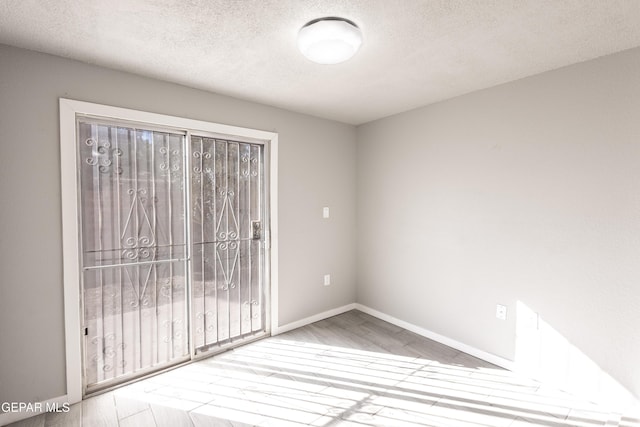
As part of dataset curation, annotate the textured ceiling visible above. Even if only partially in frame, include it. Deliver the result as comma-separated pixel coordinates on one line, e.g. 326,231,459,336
1,0,640,124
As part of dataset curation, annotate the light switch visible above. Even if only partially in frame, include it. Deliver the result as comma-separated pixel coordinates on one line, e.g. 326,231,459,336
496,304,507,321
323,207,330,218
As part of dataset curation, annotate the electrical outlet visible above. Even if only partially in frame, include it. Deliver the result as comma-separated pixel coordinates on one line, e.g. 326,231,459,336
496,304,507,321
324,274,331,286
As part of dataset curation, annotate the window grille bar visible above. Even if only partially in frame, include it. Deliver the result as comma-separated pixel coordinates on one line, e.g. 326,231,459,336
83,258,188,271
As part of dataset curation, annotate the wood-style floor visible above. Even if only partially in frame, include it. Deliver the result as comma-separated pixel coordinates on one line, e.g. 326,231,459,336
6,310,636,427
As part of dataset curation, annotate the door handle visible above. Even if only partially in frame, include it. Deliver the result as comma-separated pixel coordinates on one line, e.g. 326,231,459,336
252,221,262,240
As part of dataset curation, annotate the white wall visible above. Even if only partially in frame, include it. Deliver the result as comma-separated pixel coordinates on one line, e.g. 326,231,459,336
356,47,640,399
0,44,357,404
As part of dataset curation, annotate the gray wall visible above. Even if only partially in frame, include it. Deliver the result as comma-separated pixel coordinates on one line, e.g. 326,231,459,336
357,47,640,399
3,40,640,407
0,44,357,403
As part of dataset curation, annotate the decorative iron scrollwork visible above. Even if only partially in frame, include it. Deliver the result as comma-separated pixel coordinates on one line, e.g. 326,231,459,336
120,189,156,261
84,138,123,174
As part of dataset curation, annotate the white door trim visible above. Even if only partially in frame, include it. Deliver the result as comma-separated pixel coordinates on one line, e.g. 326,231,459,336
59,98,278,403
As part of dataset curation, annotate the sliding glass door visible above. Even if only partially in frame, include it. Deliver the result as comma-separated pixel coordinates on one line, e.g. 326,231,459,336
77,119,268,393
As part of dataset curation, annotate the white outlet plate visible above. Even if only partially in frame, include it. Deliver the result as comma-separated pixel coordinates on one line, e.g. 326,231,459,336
323,207,330,218
496,304,507,320
324,274,331,286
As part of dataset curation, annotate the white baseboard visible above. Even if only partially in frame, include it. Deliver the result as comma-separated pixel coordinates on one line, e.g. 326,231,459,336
353,305,640,414
274,303,640,416
0,394,69,426
354,303,516,371
273,303,357,335
272,302,514,371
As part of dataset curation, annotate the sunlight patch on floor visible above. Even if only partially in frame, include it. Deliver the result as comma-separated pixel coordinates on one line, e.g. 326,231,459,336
109,338,621,426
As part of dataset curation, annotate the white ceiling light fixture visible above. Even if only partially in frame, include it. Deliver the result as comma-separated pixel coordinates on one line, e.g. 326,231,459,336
297,17,363,65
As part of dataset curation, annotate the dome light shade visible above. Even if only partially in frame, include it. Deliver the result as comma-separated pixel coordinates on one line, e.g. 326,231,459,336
297,17,362,64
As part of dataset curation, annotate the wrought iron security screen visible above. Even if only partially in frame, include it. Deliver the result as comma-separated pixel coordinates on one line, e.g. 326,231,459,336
190,136,266,352
78,121,189,391
77,117,269,393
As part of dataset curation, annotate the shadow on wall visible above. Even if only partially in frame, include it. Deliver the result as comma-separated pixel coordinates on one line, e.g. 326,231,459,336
514,301,638,412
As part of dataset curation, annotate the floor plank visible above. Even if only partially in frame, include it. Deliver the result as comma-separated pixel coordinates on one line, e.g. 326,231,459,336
149,403,194,427
5,414,45,427
44,402,82,427
118,408,156,427
113,394,150,420
81,392,118,427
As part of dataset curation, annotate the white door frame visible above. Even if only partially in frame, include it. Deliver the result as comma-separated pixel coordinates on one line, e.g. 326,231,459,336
60,98,279,403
